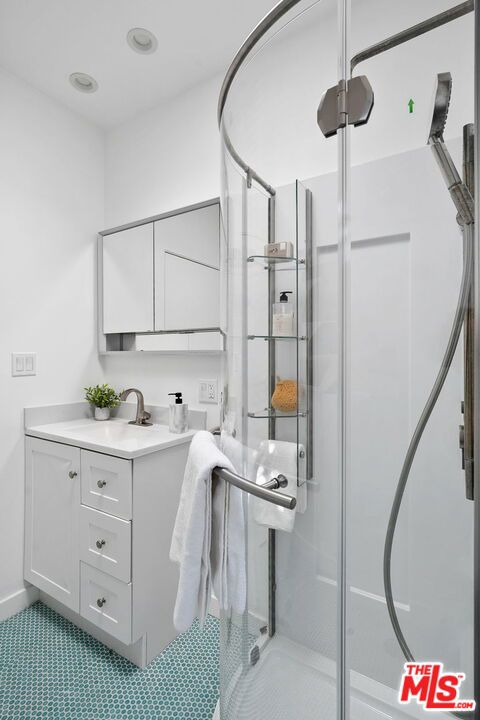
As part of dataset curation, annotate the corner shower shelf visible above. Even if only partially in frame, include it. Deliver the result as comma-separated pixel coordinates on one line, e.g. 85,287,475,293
244,181,312,487
248,409,307,419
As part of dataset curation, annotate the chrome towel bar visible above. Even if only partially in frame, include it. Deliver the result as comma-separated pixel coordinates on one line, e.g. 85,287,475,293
212,467,296,510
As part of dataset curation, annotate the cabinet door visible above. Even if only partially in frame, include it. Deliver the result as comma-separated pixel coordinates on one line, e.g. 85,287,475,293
164,254,220,330
25,437,80,611
154,203,219,330
102,224,154,334
154,203,219,267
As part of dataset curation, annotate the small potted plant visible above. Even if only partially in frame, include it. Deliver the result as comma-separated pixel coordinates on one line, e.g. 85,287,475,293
84,384,121,421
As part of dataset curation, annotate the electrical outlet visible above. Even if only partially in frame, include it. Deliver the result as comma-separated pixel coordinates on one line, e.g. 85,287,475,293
199,379,218,404
12,353,37,377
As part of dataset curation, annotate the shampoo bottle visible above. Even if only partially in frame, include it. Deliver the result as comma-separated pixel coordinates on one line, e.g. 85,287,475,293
272,291,294,336
168,392,188,434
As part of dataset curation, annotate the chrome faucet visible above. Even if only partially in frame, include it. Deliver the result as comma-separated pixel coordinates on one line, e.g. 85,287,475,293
119,388,152,426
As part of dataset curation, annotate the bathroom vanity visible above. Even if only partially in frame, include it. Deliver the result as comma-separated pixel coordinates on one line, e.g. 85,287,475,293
23,402,205,667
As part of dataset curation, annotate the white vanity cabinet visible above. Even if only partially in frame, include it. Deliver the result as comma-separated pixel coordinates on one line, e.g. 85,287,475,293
24,434,189,667
25,438,80,612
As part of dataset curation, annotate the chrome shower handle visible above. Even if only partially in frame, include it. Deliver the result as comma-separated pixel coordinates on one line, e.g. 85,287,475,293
212,467,295,510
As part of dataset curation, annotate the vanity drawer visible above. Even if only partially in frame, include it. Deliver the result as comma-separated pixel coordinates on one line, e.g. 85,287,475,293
80,563,131,644
81,450,132,520
80,506,131,582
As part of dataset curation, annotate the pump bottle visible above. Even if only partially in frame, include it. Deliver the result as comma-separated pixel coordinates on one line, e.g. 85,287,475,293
168,392,188,434
272,291,294,336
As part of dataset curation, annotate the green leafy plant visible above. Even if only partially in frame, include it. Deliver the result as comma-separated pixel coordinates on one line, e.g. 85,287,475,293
84,384,122,409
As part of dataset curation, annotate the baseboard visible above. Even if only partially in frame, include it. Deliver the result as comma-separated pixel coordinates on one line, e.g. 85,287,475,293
0,585,39,622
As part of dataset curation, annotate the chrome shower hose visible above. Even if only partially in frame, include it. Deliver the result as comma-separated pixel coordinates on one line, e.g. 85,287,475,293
383,222,473,717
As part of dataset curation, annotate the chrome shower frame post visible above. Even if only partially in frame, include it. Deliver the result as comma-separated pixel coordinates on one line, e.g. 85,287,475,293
474,3,480,714
267,193,277,638
305,189,314,484
338,1,350,718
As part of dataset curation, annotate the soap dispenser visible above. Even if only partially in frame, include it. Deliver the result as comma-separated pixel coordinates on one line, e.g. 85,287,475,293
168,392,188,434
272,291,294,336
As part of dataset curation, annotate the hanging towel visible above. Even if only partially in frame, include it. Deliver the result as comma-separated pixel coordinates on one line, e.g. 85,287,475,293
170,430,246,633
253,440,301,533
211,431,247,616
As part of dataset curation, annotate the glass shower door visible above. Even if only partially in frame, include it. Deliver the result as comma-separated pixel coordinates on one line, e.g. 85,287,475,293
345,1,476,717
218,0,477,718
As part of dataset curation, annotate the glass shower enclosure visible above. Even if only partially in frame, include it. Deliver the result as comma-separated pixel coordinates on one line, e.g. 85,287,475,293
217,1,478,718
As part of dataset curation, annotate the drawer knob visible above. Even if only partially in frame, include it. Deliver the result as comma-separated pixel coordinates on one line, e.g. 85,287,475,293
97,479,107,489
96,539,106,549
96,597,106,608
68,471,78,479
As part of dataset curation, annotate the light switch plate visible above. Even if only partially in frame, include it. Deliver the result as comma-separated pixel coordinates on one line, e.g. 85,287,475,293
12,353,37,377
199,379,218,404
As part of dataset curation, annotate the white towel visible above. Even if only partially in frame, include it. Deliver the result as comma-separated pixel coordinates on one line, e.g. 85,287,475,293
253,440,301,533
213,431,246,615
170,430,245,632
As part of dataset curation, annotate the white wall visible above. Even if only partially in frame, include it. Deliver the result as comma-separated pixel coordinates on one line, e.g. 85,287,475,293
105,74,221,227
103,73,223,429
0,67,105,611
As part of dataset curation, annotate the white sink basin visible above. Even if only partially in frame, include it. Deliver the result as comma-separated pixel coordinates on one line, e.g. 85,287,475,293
25,417,195,459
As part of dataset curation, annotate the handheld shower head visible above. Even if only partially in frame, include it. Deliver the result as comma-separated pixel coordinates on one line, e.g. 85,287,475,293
428,72,452,143
427,71,474,225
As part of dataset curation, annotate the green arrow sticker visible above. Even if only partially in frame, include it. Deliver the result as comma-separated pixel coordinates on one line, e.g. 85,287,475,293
408,98,414,114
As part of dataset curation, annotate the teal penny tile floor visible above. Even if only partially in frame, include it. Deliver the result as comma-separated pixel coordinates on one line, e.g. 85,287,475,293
0,602,219,720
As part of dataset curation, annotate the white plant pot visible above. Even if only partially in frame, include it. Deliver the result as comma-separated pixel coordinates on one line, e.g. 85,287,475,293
94,407,110,421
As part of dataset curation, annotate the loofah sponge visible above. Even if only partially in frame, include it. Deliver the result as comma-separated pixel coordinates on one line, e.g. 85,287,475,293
271,378,298,413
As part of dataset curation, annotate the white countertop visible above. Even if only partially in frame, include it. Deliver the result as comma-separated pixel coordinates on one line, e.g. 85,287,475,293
26,417,196,459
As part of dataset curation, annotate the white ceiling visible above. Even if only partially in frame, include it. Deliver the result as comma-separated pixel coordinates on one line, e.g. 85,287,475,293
0,0,275,129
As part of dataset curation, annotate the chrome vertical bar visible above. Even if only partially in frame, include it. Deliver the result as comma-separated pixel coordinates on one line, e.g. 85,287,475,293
268,193,277,638
268,528,276,636
305,189,314,482
338,0,350,718
241,173,251,673
241,177,249,449
268,194,277,443
474,2,480,712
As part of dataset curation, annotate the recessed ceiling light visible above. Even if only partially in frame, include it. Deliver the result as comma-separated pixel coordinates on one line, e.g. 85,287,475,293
69,72,98,93
127,27,158,54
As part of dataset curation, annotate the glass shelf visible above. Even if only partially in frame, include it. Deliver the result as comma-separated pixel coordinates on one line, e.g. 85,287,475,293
247,334,306,341
248,408,307,419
